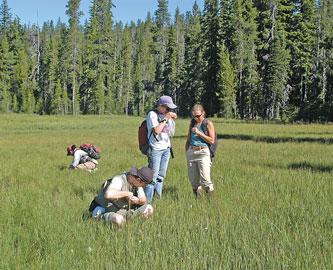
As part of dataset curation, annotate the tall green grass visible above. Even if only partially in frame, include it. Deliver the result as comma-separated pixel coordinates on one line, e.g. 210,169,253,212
0,114,332,269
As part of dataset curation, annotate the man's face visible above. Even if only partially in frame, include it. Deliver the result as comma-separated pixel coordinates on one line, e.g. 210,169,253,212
128,175,146,188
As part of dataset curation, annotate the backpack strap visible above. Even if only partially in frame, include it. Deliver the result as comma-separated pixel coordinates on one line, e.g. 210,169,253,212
201,118,209,136
148,110,160,142
102,178,113,193
190,118,196,128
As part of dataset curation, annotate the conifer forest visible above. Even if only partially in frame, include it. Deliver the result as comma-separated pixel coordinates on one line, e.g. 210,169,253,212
0,0,332,121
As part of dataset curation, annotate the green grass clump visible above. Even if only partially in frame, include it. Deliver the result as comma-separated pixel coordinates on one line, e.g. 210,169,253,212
0,114,332,269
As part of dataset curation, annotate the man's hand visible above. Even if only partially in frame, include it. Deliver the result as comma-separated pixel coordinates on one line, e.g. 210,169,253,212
126,192,134,199
129,196,140,205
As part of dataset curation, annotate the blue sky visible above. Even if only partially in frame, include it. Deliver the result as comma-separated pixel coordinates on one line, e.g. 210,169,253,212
7,0,204,25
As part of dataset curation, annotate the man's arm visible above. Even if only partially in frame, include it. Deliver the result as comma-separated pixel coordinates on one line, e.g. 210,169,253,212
104,177,133,200
104,189,133,201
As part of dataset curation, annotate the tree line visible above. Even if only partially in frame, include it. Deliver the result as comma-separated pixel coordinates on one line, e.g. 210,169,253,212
0,0,332,121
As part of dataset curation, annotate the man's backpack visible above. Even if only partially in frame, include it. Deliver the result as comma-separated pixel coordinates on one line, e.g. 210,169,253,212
191,118,218,159
138,111,160,155
80,144,101,160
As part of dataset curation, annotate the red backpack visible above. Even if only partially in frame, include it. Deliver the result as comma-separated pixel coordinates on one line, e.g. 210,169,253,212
80,144,101,159
138,111,160,155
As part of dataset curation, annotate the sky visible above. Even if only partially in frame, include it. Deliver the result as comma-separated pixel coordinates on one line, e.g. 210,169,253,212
7,0,205,26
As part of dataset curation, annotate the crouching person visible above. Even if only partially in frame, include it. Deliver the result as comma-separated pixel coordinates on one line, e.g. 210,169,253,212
67,144,98,172
88,167,154,227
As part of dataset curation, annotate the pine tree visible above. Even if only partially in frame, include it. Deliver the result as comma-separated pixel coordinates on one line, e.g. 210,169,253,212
288,0,317,119
0,36,12,111
231,0,260,118
311,0,333,121
61,82,69,114
180,1,204,116
265,30,290,119
65,0,82,115
8,18,26,112
81,0,114,114
0,0,11,36
121,25,133,115
133,14,155,115
220,0,235,52
56,21,69,114
153,0,171,95
17,47,32,113
52,79,62,114
217,43,236,118
201,0,220,116
163,26,178,99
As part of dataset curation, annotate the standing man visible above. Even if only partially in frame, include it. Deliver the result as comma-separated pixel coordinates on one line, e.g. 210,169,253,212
145,95,177,202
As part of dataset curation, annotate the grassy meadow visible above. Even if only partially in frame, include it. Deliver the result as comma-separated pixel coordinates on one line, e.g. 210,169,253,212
0,114,332,269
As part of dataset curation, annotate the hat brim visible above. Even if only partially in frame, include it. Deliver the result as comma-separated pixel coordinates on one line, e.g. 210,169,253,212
160,103,177,109
167,103,177,109
129,167,139,177
129,167,150,183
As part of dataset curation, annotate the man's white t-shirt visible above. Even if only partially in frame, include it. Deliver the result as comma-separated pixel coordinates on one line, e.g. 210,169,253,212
146,111,175,151
108,175,145,199
106,174,146,209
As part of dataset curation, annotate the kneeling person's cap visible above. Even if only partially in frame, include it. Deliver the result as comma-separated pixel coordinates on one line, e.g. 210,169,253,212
129,167,154,184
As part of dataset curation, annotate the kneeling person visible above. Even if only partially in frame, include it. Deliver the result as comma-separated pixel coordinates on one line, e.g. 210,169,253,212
89,167,154,227
67,144,98,172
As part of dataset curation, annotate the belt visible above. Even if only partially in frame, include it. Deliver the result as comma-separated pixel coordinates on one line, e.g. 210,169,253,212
190,146,208,150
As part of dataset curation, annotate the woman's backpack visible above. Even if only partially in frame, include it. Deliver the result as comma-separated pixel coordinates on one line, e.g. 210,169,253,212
138,111,160,155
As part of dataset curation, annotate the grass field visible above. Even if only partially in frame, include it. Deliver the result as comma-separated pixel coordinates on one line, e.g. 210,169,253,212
0,114,332,269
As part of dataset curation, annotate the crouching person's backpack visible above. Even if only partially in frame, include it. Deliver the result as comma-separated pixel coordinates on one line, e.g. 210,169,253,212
80,144,101,160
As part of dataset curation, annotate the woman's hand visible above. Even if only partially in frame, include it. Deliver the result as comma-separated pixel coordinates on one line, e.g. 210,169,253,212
166,112,177,120
191,127,201,135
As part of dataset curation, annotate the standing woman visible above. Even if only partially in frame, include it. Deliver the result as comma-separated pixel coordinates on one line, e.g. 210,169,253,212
185,104,215,197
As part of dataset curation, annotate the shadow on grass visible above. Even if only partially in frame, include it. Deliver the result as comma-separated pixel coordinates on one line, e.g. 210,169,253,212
217,134,333,144
174,134,333,144
262,161,333,174
288,162,333,173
